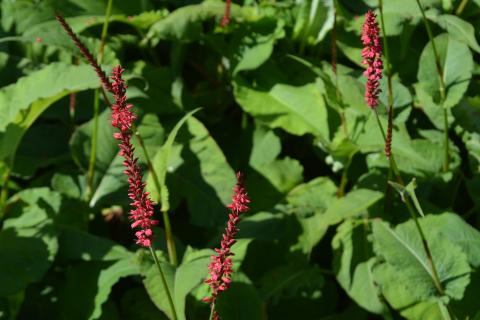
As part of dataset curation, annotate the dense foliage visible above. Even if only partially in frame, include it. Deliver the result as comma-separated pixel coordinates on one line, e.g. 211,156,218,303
1,0,480,319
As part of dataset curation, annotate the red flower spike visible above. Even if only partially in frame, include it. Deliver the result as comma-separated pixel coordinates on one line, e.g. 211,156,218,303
204,172,250,319
220,0,232,27
110,66,158,247
361,10,383,109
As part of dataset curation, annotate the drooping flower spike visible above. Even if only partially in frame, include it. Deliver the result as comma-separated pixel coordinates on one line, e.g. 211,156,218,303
204,172,250,319
55,13,113,93
111,66,158,247
361,10,383,109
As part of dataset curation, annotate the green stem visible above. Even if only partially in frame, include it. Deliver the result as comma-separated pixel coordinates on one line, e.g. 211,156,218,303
373,110,448,302
135,130,178,266
455,0,470,15
148,246,178,320
86,0,114,200
337,159,350,197
0,168,10,217
208,303,216,320
86,89,100,200
415,0,449,172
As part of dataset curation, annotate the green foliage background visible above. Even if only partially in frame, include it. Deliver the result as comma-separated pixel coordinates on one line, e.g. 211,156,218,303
0,0,480,319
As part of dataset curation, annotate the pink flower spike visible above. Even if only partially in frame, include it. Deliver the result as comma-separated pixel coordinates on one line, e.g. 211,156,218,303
110,66,158,247
361,10,383,109
204,172,250,318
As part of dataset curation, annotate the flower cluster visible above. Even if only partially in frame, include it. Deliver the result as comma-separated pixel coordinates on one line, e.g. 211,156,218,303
204,172,250,319
111,66,158,247
361,10,383,109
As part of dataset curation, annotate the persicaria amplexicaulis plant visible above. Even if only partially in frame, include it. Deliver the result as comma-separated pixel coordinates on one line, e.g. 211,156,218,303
361,10,383,109
204,172,250,320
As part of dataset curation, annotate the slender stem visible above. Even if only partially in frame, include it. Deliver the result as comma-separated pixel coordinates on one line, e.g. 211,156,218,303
378,0,396,214
415,0,449,172
0,168,10,217
337,160,350,197
162,210,177,266
455,0,470,15
208,303,215,320
86,0,114,200
331,1,348,138
86,89,101,199
373,110,448,304
135,130,178,266
148,246,178,320
99,0,114,64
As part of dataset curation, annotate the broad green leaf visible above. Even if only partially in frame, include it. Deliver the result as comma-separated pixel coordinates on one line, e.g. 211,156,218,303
215,273,263,320
286,177,337,216
332,220,387,315
143,248,211,320
417,33,473,110
0,189,60,296
146,2,253,44
354,114,447,176
234,74,329,141
169,117,236,227
428,14,480,53
0,63,100,166
120,288,168,320
59,258,140,320
89,258,140,320
248,124,281,167
293,0,335,46
146,108,200,212
229,19,285,75
322,189,383,225
58,227,131,262
418,213,480,268
247,157,304,211
259,263,324,303
372,217,471,318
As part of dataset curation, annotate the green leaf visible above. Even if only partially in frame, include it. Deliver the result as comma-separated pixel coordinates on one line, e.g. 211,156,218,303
146,108,200,212
293,0,335,46
58,227,132,262
59,258,140,320
146,2,251,44
70,109,123,206
215,273,263,320
0,189,60,296
429,14,480,53
372,217,471,318
143,248,211,320
259,263,324,303
169,117,236,227
234,72,329,141
417,213,480,268
287,177,337,216
0,63,100,166
322,189,383,226
120,288,168,320
89,258,140,320
332,219,387,315
417,33,473,110
229,19,285,75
